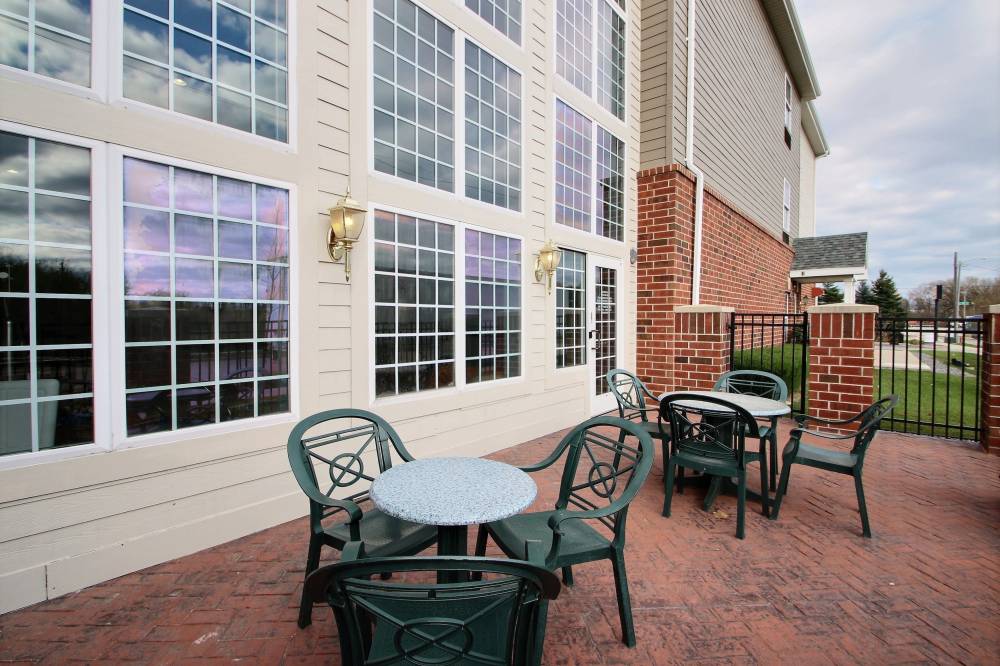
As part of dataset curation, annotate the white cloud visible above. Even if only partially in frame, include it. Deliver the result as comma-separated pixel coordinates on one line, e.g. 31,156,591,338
798,0,1000,293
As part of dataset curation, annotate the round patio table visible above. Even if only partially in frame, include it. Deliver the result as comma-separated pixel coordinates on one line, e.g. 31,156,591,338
370,457,537,582
658,390,791,417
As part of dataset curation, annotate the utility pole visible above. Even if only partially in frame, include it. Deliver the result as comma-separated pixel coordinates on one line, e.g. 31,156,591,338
953,252,960,319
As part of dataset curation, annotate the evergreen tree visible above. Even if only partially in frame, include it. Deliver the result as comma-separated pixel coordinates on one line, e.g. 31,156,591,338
819,282,844,304
855,280,875,305
872,269,907,343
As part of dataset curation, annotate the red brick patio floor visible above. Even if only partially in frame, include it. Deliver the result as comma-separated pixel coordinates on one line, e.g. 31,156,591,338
2,423,999,664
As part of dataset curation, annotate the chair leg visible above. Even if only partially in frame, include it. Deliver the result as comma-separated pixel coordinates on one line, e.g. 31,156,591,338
770,461,793,521
854,471,872,538
562,566,574,586
702,476,722,512
768,424,779,491
758,450,770,518
297,535,323,628
736,472,746,540
662,462,676,517
531,600,550,666
611,553,636,647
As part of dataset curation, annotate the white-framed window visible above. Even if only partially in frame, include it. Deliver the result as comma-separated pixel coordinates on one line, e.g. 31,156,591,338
556,0,626,121
0,127,100,458
782,178,792,233
555,99,624,241
371,206,523,400
465,0,521,44
464,228,522,383
120,155,291,436
372,0,456,191
0,0,92,87
784,74,793,132
121,0,289,142
555,247,586,369
463,41,522,211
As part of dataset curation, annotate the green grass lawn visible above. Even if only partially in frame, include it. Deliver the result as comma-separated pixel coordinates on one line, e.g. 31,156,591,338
928,349,978,372
732,343,807,409
875,368,979,438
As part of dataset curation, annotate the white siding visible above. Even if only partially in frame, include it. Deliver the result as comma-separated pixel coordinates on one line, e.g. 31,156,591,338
798,126,817,238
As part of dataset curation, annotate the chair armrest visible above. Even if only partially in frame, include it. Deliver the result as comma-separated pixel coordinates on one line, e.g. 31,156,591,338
790,427,859,441
518,445,570,473
794,411,864,427
340,541,366,562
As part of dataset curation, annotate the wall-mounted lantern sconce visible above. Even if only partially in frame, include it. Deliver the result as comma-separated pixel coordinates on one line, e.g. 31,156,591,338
534,240,562,294
328,187,367,282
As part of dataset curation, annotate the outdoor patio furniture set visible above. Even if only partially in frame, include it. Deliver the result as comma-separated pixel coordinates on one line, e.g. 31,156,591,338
286,370,897,664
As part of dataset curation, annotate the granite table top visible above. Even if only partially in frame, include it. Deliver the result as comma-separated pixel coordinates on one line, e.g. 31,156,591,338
370,457,537,527
658,390,791,417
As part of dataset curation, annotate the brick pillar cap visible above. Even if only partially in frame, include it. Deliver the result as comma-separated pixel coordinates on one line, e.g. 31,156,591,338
806,304,879,314
988,304,1000,314
674,305,735,314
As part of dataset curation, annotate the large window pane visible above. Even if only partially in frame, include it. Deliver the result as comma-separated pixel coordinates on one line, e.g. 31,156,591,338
0,130,94,457
596,126,624,241
596,0,625,120
555,100,592,232
555,249,586,369
465,0,521,44
372,209,454,397
556,0,592,96
122,157,291,436
463,42,521,211
1,1,92,87
121,0,289,142
464,229,521,384
372,0,455,191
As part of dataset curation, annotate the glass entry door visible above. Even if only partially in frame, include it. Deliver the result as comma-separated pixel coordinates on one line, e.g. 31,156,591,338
588,256,622,414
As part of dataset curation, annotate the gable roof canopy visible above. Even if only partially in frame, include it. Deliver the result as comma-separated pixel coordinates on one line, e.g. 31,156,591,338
761,0,822,101
790,232,868,282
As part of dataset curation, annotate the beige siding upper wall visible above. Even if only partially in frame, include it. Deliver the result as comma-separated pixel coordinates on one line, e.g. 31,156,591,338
640,0,801,238
799,127,817,237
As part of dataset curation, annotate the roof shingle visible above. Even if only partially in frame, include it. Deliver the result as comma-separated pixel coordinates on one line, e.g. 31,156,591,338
791,232,868,271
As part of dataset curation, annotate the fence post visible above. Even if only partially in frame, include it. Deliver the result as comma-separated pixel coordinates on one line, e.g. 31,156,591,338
806,304,878,433
981,305,1000,454
673,305,734,390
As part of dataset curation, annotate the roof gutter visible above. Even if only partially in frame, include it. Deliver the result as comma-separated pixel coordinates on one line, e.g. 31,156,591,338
802,101,830,157
685,0,705,305
760,0,822,100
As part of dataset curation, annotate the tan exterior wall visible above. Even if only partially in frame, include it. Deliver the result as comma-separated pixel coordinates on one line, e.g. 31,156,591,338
798,126,817,238
639,0,673,168
640,0,802,239
0,0,641,614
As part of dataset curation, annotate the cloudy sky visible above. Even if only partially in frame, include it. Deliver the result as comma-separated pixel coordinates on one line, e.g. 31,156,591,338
796,0,1000,296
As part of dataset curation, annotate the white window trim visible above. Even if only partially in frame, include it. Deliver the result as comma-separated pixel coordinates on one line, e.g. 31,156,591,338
552,98,627,243
108,1,299,152
366,202,526,406
784,73,793,132
0,0,110,103
107,146,300,452
552,0,629,126
0,120,111,471
457,0,525,47
782,177,792,233
366,0,528,218
553,245,589,372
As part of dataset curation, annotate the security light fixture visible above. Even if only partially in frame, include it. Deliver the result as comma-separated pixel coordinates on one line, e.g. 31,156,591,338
534,240,562,294
328,187,367,282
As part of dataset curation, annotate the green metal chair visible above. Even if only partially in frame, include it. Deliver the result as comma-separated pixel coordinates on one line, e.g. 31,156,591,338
287,409,437,628
304,542,561,666
660,394,765,539
606,368,670,452
714,369,788,491
474,416,654,648
770,396,898,537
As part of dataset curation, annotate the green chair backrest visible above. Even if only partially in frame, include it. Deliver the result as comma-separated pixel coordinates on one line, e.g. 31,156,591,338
304,554,561,666
714,370,789,402
850,395,898,461
660,394,761,467
286,409,415,526
551,416,654,545
606,369,653,422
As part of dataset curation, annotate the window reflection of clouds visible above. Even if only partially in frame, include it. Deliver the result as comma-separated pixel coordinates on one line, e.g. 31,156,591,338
1,1,92,86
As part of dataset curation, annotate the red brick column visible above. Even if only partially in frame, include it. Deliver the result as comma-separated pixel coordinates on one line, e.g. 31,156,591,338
807,304,878,432
981,305,1000,454
672,305,733,391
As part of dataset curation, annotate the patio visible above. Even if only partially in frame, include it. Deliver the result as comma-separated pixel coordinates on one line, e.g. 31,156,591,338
1,422,998,665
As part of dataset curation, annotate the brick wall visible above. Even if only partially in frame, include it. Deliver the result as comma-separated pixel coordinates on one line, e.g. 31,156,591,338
637,164,796,393
672,306,733,391
807,305,877,431
981,306,1000,454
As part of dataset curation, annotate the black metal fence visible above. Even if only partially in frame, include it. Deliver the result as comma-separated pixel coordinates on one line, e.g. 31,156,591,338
875,317,983,440
729,313,809,415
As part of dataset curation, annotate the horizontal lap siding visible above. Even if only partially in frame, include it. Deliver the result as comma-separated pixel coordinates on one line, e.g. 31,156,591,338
640,0,672,169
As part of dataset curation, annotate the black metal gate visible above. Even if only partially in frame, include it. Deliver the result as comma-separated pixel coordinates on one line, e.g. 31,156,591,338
729,313,809,415
875,317,984,440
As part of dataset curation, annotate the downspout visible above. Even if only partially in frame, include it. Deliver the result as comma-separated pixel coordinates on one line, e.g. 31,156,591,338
684,0,705,305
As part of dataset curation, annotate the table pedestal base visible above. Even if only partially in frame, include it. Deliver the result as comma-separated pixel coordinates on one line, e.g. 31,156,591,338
436,525,469,583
